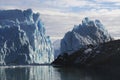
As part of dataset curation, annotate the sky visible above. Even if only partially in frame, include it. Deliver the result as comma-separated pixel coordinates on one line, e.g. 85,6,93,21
0,0,120,41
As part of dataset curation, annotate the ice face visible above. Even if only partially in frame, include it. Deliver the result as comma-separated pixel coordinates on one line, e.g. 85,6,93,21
60,17,113,55
0,9,54,65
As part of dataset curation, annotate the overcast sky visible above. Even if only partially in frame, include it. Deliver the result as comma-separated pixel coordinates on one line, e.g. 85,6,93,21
0,0,120,41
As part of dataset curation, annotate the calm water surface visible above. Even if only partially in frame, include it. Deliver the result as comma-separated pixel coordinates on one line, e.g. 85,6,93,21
0,65,120,80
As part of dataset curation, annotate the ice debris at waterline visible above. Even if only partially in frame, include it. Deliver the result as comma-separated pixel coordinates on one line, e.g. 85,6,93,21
60,17,113,55
0,9,54,65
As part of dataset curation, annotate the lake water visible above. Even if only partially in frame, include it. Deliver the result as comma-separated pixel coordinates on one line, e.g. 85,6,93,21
0,65,120,80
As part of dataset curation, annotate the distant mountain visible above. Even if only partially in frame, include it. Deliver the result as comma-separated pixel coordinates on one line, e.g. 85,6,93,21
52,40,120,67
53,39,61,59
0,9,54,65
60,17,113,55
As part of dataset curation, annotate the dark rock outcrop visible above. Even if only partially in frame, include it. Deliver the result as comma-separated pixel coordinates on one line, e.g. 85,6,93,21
52,40,120,67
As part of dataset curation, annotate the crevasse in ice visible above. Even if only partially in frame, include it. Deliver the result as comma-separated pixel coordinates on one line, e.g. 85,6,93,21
0,9,54,65
60,17,113,55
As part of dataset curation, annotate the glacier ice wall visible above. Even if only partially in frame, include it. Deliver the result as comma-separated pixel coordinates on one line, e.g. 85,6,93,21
0,9,54,65
61,17,113,54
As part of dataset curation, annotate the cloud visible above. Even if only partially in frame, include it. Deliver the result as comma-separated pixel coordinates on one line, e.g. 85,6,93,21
0,0,120,41
95,0,120,3
0,0,120,15
115,3,120,6
40,9,120,41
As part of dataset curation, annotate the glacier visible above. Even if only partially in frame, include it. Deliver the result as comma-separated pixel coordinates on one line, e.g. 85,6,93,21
0,9,54,65
60,17,113,55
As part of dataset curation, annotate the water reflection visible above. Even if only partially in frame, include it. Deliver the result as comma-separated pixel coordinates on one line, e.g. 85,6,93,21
0,66,120,80
0,66,57,80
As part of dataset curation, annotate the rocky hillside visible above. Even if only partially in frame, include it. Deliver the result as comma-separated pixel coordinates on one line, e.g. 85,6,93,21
52,40,120,67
